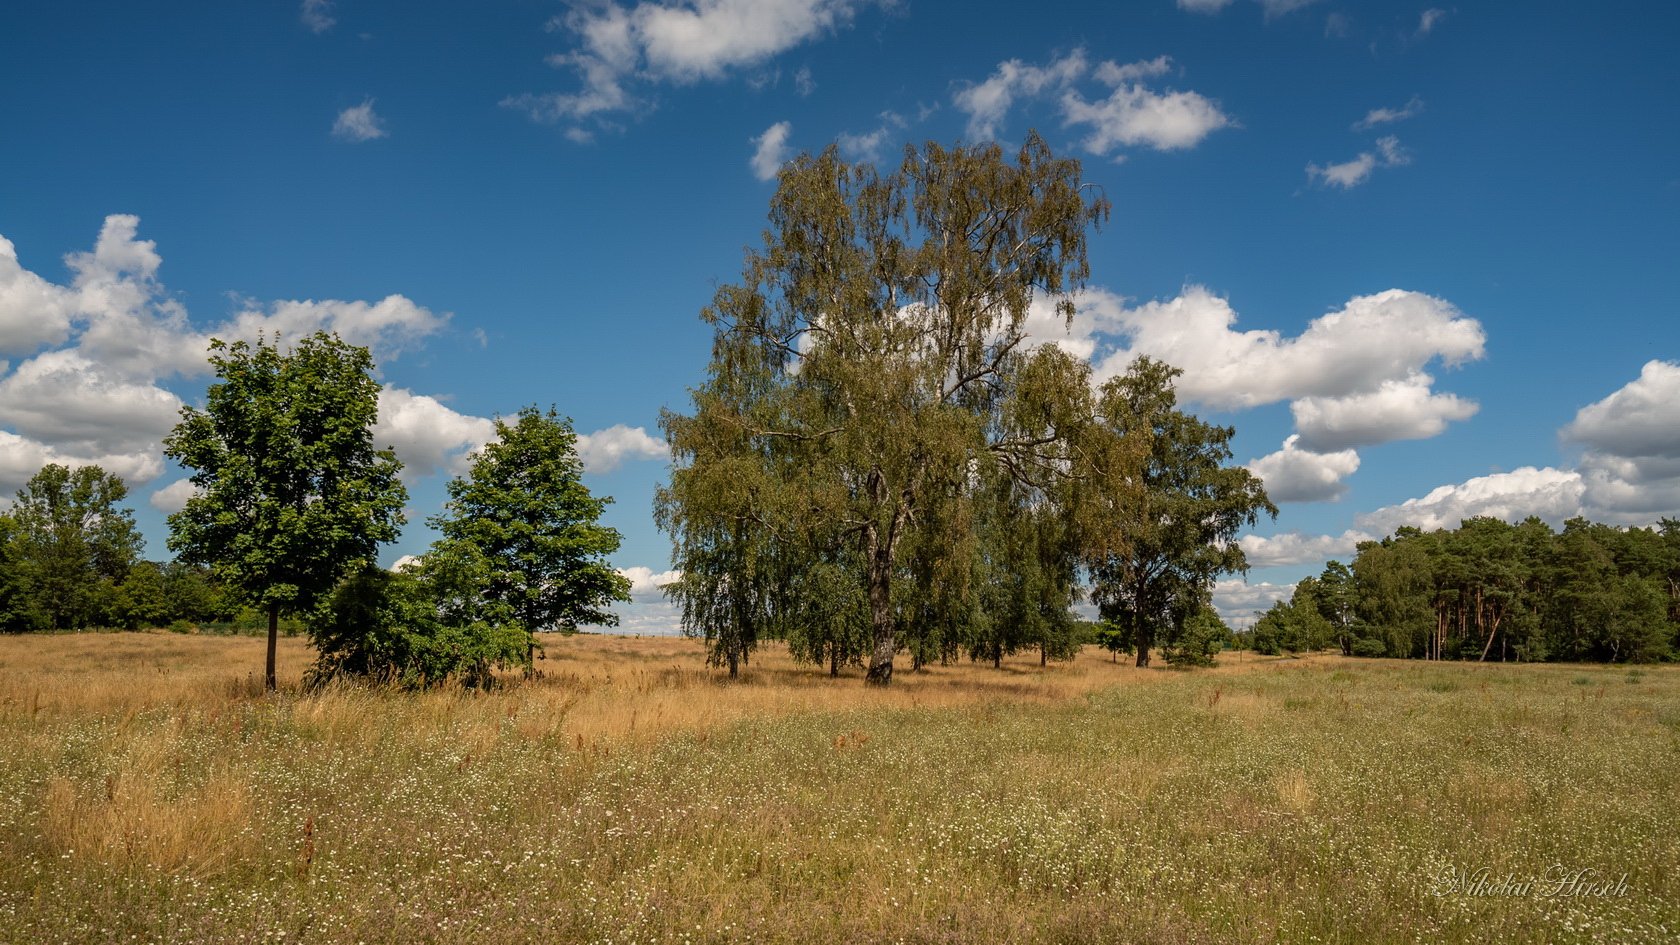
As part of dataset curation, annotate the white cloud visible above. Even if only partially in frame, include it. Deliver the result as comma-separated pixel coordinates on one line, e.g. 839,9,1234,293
301,0,335,33
1561,360,1680,460
1177,0,1235,13
619,566,682,602
1307,135,1410,189
1354,467,1587,536
333,100,388,142
1238,530,1372,568
1062,81,1231,155
1089,286,1484,411
1354,96,1424,131
837,111,905,163
149,478,200,514
794,65,815,96
209,295,447,367
1290,373,1478,451
750,120,794,181
1260,0,1322,17
1307,152,1378,189
0,217,464,508
0,349,183,456
1563,361,1680,520
1247,435,1361,503
0,431,163,502
611,599,685,635
952,50,1230,155
0,236,75,354
375,387,496,481
577,424,667,473
953,50,1088,141
511,0,873,133
1417,8,1447,37
1212,578,1296,629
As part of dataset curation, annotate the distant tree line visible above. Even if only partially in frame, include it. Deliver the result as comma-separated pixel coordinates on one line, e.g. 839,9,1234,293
1251,516,1680,663
0,464,240,633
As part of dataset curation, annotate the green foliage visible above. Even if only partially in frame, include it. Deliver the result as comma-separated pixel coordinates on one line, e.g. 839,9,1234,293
165,331,406,687
661,134,1117,684
7,464,143,630
1295,515,1680,663
430,406,630,659
0,515,36,632
1085,358,1276,667
309,550,530,690
1161,601,1231,667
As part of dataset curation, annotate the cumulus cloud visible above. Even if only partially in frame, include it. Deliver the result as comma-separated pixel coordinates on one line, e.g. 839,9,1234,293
1211,578,1296,629
149,478,200,514
333,100,388,142
750,120,794,181
0,216,457,503
0,236,75,354
375,387,496,481
952,50,1231,155
508,0,875,135
1247,435,1361,503
619,566,682,602
301,0,335,33
1563,361,1680,520
1354,96,1424,131
1562,360,1680,460
1354,467,1587,536
0,349,184,456
1238,530,1372,568
1062,80,1232,155
1291,373,1478,452
953,50,1089,141
0,431,163,502
1088,286,1484,411
577,425,668,473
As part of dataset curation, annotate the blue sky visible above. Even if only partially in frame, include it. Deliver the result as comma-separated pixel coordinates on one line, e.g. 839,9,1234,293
2,0,1677,630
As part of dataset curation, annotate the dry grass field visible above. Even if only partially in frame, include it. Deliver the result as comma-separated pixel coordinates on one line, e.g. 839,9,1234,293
0,632,1675,944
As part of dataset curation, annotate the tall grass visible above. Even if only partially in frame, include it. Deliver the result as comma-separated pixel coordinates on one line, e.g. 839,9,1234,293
0,633,1674,943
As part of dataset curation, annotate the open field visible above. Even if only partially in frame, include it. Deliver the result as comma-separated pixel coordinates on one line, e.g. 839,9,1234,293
0,634,1675,944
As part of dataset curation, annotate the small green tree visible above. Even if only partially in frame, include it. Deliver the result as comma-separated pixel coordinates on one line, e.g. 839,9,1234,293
165,332,407,690
8,464,143,630
1161,599,1231,667
1085,358,1277,667
430,406,630,668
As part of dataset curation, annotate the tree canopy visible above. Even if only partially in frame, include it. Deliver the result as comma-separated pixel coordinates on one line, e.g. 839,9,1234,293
429,405,631,666
659,133,1114,684
165,331,407,689
5,464,143,631
1255,516,1680,663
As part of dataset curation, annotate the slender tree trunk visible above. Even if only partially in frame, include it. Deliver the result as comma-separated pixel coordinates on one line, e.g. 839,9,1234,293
992,640,1002,669
265,602,279,692
863,521,900,685
727,645,740,679
1134,611,1151,668
829,642,839,678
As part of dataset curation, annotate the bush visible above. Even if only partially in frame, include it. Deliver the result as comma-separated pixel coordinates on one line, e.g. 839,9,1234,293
308,549,528,690
1350,637,1387,658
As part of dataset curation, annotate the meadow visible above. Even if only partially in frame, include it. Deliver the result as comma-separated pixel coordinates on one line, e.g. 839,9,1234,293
0,633,1674,945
